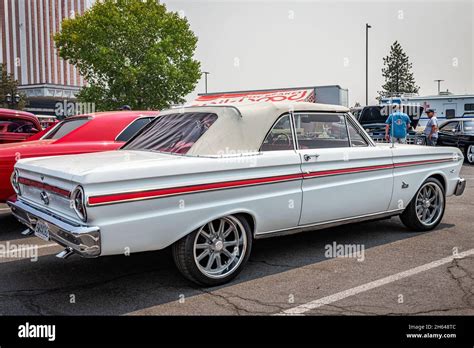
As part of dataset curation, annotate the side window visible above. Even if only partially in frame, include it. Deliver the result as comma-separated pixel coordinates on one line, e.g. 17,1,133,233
347,118,369,147
260,115,294,151
294,113,349,149
116,117,155,142
440,121,459,132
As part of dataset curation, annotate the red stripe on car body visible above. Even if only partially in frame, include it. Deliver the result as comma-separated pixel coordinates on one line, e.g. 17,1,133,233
87,158,454,206
87,173,303,206
18,177,71,198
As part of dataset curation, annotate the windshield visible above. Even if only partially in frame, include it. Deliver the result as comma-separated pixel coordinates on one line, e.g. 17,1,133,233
43,118,90,140
123,112,218,154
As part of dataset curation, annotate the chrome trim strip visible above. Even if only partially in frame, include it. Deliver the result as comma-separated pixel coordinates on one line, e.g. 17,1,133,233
255,209,404,239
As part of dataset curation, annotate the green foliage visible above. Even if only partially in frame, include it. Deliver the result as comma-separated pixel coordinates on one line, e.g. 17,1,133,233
0,64,26,110
54,0,201,110
379,41,419,98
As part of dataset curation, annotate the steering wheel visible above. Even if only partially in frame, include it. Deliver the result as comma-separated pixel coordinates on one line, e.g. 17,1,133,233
268,133,292,147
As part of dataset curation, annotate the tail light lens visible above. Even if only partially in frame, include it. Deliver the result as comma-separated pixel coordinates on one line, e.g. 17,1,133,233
10,170,21,195
72,186,87,222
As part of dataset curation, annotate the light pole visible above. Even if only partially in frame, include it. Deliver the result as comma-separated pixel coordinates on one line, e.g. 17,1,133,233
365,23,372,105
5,93,21,109
202,71,210,94
434,79,444,95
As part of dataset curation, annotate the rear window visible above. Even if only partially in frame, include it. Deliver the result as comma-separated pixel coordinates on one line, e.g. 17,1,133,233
116,117,155,142
123,112,217,154
43,118,90,140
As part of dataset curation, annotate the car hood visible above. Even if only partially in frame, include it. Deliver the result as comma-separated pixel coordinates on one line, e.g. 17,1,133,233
359,106,422,129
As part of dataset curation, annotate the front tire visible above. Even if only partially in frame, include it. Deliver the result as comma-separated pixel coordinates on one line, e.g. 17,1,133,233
400,177,446,232
172,215,252,286
464,145,474,164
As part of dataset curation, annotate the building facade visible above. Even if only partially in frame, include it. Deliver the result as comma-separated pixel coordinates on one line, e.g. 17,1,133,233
1,0,93,115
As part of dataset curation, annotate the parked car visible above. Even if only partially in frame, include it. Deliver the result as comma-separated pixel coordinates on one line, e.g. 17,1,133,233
0,111,157,202
349,106,363,120
36,115,59,130
0,108,42,144
8,102,465,286
356,105,426,145
437,118,474,164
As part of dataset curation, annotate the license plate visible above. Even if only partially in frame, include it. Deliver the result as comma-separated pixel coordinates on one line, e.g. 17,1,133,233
34,220,50,241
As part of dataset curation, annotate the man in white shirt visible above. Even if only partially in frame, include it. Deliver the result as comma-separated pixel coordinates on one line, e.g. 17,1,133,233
424,109,439,146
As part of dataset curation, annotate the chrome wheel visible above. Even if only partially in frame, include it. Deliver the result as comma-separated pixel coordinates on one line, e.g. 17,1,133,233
467,145,474,164
415,182,444,226
193,216,247,279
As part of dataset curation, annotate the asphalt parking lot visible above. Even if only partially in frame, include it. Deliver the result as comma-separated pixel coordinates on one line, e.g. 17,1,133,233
0,165,473,316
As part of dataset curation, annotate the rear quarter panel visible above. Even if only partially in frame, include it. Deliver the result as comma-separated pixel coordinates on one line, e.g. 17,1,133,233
83,152,303,256
388,145,463,211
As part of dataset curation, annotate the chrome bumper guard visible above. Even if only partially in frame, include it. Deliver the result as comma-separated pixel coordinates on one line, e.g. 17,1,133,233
454,178,466,196
7,199,101,257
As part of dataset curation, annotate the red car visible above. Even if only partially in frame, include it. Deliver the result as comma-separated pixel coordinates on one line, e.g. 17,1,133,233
0,108,42,144
0,110,158,202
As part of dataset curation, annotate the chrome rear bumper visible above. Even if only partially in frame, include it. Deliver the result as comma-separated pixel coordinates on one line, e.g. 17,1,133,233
7,199,101,257
454,178,466,196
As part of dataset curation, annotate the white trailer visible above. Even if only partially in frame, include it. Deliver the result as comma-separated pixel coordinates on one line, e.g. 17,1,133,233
380,94,474,128
406,94,474,120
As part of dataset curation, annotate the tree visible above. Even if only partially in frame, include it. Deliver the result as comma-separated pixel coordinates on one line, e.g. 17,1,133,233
0,64,26,110
378,41,419,99
54,0,201,111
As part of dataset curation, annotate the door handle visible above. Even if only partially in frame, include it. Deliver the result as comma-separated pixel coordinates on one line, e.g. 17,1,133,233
303,154,320,161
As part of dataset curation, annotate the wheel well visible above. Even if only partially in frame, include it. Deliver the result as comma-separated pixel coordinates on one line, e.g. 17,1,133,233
235,213,256,237
428,173,446,191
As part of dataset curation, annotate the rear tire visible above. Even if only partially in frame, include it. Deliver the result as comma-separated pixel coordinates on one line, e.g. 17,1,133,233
400,177,445,232
172,215,252,286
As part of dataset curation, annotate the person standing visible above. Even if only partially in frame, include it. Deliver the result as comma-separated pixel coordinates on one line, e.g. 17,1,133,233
424,109,439,146
385,104,411,144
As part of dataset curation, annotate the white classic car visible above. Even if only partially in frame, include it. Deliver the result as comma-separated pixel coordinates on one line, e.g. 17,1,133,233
8,102,466,286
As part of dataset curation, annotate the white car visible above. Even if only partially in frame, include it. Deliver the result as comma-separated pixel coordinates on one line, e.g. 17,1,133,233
8,102,466,286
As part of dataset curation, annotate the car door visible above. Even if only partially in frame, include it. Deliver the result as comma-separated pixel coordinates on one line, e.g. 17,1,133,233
256,113,303,233
295,112,394,225
438,121,460,147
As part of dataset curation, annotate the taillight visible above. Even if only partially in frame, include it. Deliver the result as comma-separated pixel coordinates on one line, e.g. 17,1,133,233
71,186,87,222
10,170,21,195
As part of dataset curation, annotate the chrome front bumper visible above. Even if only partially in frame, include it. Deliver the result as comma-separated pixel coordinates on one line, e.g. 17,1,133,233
454,178,466,196
7,199,101,257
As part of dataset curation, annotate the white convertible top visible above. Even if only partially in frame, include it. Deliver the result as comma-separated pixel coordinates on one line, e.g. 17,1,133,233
159,102,350,156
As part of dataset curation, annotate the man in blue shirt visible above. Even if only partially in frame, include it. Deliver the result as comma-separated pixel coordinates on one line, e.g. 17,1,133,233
384,104,411,144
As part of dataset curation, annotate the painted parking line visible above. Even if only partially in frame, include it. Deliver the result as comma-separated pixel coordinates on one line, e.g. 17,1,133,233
279,248,474,315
